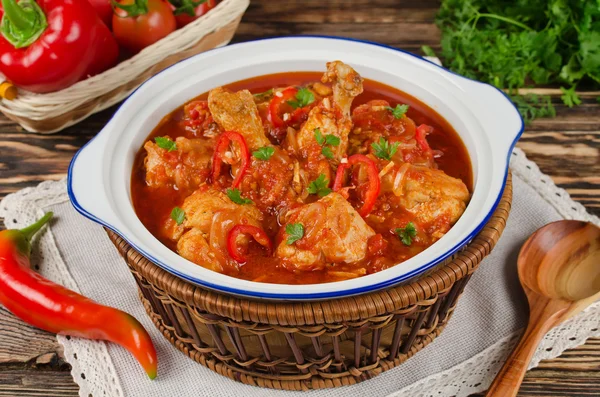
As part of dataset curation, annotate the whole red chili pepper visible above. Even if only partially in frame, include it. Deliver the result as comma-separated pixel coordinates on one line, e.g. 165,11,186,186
211,131,250,188
0,0,119,93
226,224,272,263
333,154,381,217
0,213,157,379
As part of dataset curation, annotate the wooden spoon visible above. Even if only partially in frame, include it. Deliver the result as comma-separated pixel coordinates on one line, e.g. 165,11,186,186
486,220,600,397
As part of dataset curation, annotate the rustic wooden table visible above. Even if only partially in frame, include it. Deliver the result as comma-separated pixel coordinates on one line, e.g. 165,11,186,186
0,1,599,396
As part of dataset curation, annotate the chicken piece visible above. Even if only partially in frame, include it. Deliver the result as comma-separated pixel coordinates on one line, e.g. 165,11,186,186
208,87,271,150
242,147,297,211
144,137,213,190
296,61,363,162
175,187,264,273
387,164,470,237
276,192,375,271
322,60,364,115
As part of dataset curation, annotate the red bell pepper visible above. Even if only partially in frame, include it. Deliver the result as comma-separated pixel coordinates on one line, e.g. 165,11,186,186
226,224,272,263
0,0,119,93
211,131,250,188
333,154,381,217
0,213,158,379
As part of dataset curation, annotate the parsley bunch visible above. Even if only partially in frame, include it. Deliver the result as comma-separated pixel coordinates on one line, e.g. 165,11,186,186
430,0,600,123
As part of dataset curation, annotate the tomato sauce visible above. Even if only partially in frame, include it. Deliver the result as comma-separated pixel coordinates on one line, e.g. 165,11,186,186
131,72,472,284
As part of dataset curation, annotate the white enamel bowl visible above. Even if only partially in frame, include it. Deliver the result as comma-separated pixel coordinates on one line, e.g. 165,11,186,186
68,36,523,300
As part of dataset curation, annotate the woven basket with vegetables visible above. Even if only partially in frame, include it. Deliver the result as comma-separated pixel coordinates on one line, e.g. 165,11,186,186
0,0,249,133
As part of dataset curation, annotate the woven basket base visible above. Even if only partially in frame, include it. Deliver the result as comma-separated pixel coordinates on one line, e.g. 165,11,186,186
141,294,453,390
108,173,512,390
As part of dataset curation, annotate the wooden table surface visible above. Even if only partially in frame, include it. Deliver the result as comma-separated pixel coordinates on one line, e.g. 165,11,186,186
1,1,599,396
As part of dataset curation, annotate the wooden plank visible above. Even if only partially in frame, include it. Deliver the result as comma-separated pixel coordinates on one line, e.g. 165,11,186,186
0,308,66,369
0,370,78,397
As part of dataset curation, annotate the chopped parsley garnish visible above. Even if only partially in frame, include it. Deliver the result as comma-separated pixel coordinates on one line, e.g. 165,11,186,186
371,137,400,160
226,188,253,205
253,146,275,161
253,88,274,101
155,136,177,152
321,146,334,159
314,128,325,145
307,174,332,197
385,104,409,119
395,222,417,246
286,223,305,245
324,134,340,146
314,128,340,159
286,87,315,109
170,207,186,225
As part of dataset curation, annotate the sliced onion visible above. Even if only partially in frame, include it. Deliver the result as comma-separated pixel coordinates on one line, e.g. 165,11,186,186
397,139,417,149
285,127,299,153
392,163,411,197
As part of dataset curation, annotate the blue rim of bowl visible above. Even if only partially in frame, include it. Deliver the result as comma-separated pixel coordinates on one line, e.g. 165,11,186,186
67,35,524,300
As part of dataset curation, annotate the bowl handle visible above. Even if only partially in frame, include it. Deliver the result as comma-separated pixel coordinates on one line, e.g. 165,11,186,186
67,133,120,231
453,77,524,156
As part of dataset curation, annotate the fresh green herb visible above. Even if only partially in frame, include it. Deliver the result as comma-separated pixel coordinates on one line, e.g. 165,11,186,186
307,174,332,197
325,134,341,146
560,86,582,108
395,222,417,246
155,136,177,152
321,146,334,159
170,207,186,225
286,223,305,245
314,128,325,145
314,127,339,159
371,137,400,160
421,45,437,58
509,94,555,125
253,88,274,101
226,188,253,205
385,104,409,119
286,87,315,109
253,146,275,161
433,0,600,120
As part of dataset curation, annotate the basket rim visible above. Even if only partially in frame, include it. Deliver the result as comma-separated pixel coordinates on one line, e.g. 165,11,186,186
106,173,512,326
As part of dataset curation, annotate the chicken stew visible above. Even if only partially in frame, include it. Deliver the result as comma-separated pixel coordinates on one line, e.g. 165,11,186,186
131,61,472,284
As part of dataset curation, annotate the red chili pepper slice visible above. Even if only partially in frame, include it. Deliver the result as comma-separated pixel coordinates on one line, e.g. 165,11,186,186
226,224,273,263
211,131,250,188
415,124,434,157
268,87,298,128
333,154,381,217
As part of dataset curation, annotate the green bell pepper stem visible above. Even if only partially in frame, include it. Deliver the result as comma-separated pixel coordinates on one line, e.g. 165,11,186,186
0,0,47,48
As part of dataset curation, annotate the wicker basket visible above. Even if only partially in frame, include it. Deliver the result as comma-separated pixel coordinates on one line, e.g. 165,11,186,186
0,0,249,133
106,174,512,390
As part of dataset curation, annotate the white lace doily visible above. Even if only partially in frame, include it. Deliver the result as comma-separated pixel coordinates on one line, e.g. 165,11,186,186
1,147,599,397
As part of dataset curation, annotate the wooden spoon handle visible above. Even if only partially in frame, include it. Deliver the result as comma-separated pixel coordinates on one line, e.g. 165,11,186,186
486,300,567,397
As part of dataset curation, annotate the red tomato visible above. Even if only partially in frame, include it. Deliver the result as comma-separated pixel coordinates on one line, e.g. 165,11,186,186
171,0,217,28
87,0,113,27
112,0,177,54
